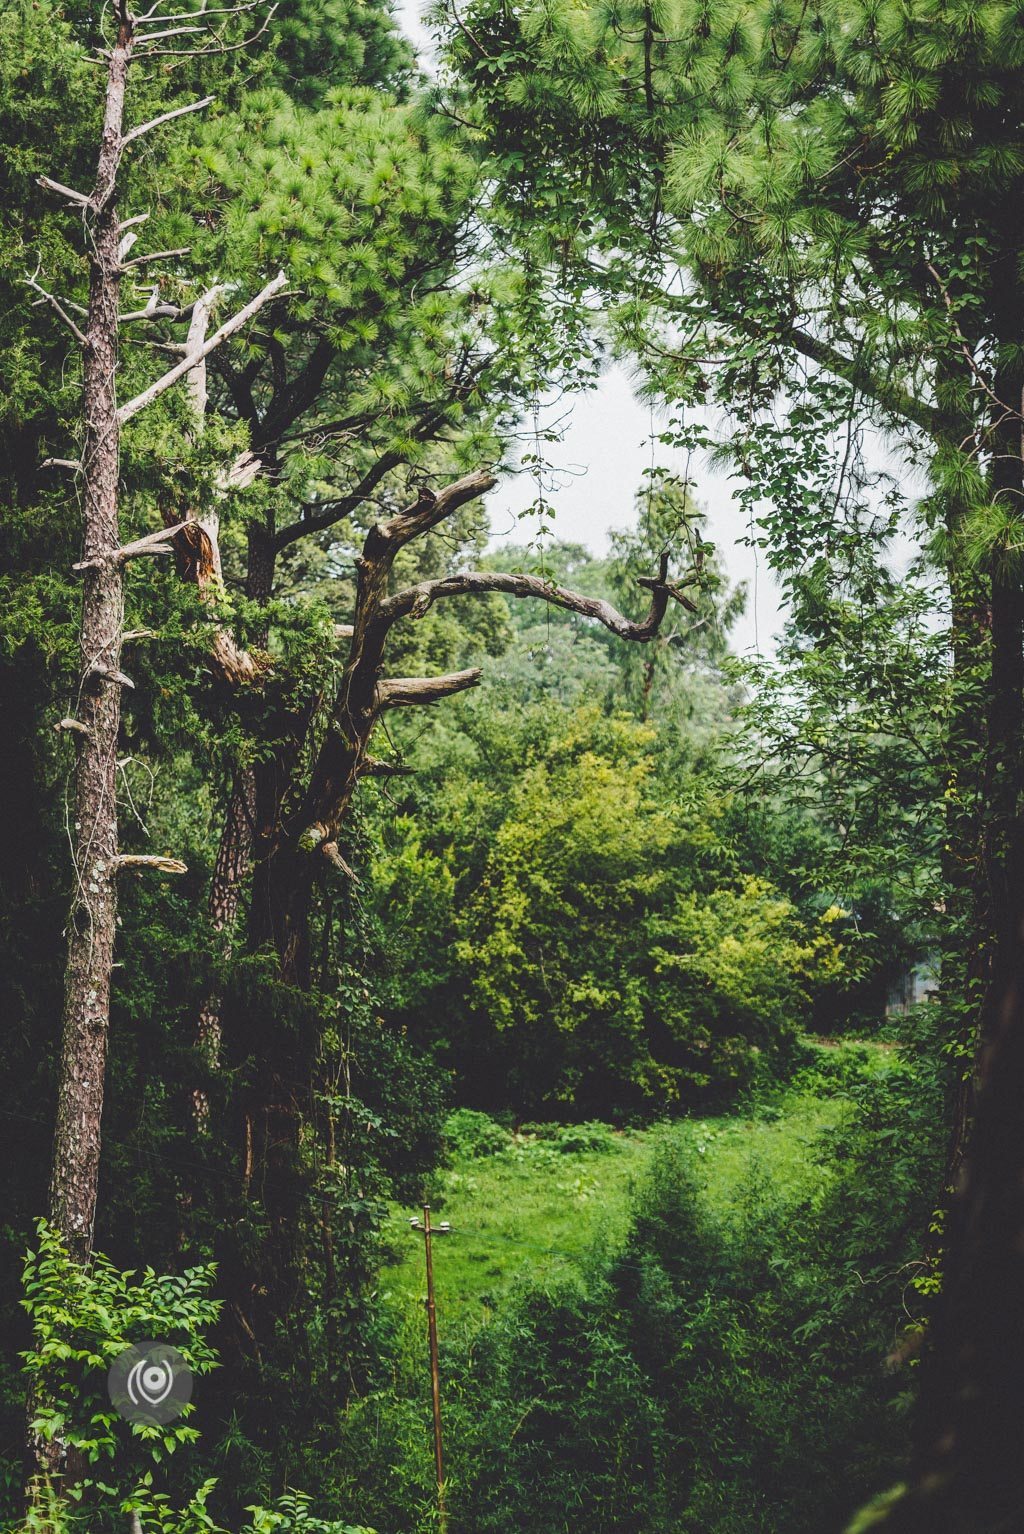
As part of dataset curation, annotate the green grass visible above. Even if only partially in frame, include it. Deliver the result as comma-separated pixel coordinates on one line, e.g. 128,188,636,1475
381,1127,649,1330
380,1090,847,1332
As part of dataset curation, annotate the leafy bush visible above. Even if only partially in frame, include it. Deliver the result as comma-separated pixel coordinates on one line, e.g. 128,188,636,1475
21,1221,220,1495
17,1224,378,1534
444,1109,512,1160
381,709,846,1118
243,1494,374,1534
519,1121,619,1155
790,1037,900,1097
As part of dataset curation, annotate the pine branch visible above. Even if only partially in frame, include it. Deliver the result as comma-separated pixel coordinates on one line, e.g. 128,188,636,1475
273,405,473,549
73,518,197,569
121,96,214,146
37,175,89,207
359,756,414,778
375,468,497,549
24,274,87,346
122,246,192,270
786,327,942,438
274,450,403,549
138,0,263,23
321,842,359,880
133,25,208,44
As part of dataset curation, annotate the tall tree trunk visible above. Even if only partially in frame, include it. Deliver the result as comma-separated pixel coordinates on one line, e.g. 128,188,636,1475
227,715,318,1357
32,47,284,1483
48,11,133,1265
213,506,311,1359
194,770,255,1092
875,352,1024,1531
183,300,262,1103
932,395,992,1206
30,20,284,1472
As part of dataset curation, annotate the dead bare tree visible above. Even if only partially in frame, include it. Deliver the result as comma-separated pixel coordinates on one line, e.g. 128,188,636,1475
241,469,698,986
31,0,701,1375
35,0,285,1279
172,289,266,1123
204,463,700,1356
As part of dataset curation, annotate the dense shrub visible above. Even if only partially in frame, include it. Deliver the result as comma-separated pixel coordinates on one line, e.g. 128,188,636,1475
444,1109,514,1159
521,1121,619,1155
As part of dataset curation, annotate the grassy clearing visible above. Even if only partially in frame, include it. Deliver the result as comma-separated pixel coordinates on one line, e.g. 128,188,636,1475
380,1088,848,1331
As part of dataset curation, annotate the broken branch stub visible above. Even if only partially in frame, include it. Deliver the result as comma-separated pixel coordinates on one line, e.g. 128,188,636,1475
113,854,188,875
376,669,483,708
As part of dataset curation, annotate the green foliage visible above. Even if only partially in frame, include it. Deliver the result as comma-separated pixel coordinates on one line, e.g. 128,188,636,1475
375,697,845,1114
0,0,981,1518
519,1121,618,1155
20,1223,219,1532
429,0,1015,1085
736,570,950,922
0,0,549,1505
443,1110,512,1160
242,1492,374,1534
789,1037,906,1097
22,1222,218,1463
348,1043,941,1534
385,1093,843,1326
268,0,414,105
18,1225,380,1534
648,875,844,1089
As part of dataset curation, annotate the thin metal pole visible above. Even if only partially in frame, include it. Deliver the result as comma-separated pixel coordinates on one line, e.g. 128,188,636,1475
422,1205,447,1531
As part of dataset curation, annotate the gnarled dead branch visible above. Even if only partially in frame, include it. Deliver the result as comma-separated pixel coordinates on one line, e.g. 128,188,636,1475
379,554,696,638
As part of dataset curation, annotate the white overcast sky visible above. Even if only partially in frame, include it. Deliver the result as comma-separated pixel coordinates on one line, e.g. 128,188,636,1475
398,0,784,656
488,375,787,658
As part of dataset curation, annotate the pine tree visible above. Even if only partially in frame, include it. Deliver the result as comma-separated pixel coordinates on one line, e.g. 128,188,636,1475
436,0,1024,1520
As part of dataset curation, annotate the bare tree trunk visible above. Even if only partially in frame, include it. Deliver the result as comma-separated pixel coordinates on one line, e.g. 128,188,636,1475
48,10,133,1265
179,295,263,1108
195,770,255,1078
28,17,136,1497
198,514,278,1069
28,0,285,1496
42,11,286,1253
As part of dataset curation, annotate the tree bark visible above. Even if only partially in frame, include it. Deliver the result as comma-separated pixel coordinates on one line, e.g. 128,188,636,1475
48,10,134,1265
195,769,255,1085
42,21,283,1247
179,297,263,1113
